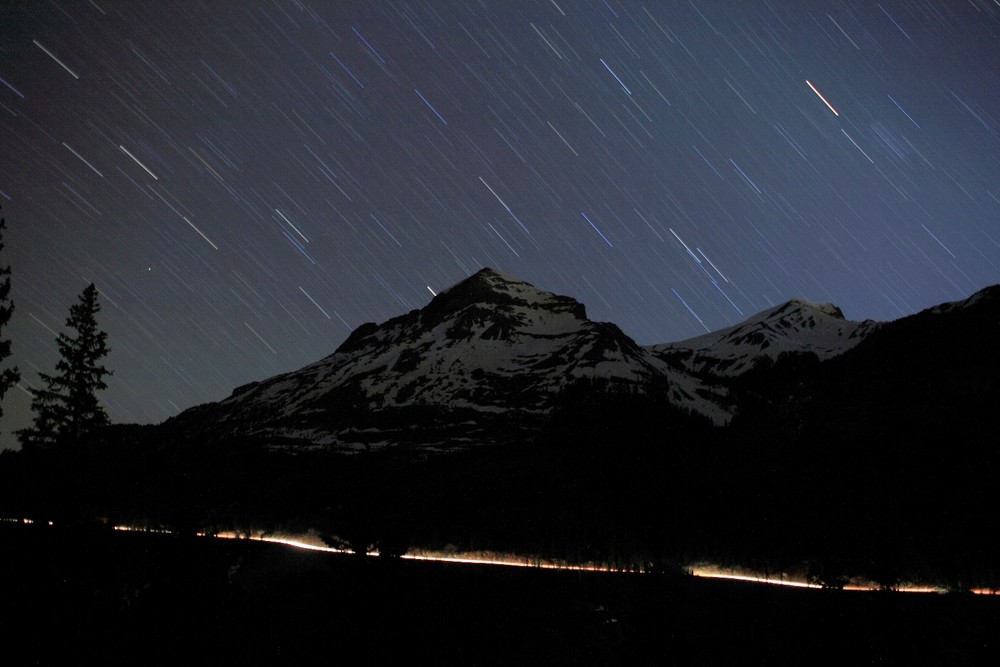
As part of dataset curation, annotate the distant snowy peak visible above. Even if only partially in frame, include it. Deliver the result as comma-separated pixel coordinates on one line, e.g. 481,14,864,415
649,298,880,379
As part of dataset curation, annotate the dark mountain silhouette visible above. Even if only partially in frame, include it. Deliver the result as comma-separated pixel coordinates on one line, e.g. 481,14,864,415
715,284,1000,588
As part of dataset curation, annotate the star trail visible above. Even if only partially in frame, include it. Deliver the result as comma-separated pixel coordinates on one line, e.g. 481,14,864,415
2,1,999,448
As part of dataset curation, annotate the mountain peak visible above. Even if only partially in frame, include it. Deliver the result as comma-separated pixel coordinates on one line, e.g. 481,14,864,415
202,267,672,449
784,299,846,320
425,267,587,321
471,266,514,281
431,267,522,306
650,295,878,380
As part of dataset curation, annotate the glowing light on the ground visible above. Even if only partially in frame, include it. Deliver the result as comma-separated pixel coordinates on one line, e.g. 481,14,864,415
7,519,998,595
690,567,821,589
114,524,172,534
212,531,349,554
241,534,998,594
401,551,627,572
688,565,946,593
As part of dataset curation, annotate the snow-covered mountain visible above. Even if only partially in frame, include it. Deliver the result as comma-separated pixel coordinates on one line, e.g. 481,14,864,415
227,268,659,410
649,299,879,380
166,268,888,451
171,268,726,449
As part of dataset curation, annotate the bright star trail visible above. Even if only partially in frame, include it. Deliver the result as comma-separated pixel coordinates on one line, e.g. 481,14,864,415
2,1,999,448
806,80,840,117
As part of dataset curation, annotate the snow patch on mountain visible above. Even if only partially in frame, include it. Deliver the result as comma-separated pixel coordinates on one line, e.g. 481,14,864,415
648,298,879,379
171,269,905,451
207,268,731,443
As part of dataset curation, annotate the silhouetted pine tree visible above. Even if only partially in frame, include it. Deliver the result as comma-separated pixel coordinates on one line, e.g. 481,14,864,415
19,283,111,449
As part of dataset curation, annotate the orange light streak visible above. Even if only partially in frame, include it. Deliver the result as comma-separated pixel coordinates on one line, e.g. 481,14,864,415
9,520,999,596
691,568,820,589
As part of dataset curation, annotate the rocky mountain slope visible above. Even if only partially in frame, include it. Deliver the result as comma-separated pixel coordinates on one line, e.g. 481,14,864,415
163,267,994,453
169,268,724,449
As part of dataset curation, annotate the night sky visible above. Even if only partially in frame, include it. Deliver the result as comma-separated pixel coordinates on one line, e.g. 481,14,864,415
2,1,999,449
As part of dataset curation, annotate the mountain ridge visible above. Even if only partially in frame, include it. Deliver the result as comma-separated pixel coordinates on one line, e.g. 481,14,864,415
8,273,999,607
179,267,689,450
163,268,998,453
648,296,881,380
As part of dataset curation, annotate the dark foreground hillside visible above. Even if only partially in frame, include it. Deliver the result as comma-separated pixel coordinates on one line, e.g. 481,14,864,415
2,523,998,666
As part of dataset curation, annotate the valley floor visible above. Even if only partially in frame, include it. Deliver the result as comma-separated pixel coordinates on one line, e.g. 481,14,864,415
2,522,998,665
